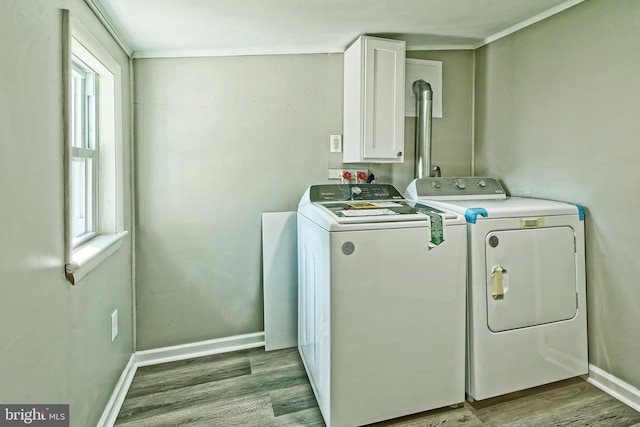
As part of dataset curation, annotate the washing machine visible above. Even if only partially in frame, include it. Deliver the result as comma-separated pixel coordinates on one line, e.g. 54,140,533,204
297,183,467,427
406,177,588,401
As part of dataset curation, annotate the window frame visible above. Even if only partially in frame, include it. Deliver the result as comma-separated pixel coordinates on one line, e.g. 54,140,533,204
63,11,128,285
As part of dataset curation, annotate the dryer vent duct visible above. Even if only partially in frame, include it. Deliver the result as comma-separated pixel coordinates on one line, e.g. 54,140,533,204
413,80,440,178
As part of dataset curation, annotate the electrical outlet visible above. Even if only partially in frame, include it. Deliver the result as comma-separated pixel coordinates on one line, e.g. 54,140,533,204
111,309,118,342
330,135,342,153
328,169,343,179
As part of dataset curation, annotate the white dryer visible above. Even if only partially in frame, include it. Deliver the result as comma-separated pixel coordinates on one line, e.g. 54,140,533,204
406,177,588,401
297,183,467,427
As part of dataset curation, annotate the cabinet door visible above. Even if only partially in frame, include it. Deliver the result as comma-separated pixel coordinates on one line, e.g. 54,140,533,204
362,38,405,161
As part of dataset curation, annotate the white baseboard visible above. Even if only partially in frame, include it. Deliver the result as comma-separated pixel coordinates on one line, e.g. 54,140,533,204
135,332,266,367
97,353,137,427
98,332,265,427
587,364,640,412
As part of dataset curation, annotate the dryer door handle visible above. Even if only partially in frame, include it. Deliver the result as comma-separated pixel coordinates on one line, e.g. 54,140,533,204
492,265,505,300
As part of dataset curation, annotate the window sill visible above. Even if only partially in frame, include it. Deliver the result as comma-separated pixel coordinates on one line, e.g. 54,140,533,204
65,231,128,285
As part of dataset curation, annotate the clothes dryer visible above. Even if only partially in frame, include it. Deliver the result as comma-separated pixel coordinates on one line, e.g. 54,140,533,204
406,177,588,401
297,183,466,426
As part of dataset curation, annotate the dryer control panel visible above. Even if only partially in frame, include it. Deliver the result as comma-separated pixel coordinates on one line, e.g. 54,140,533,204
409,177,507,200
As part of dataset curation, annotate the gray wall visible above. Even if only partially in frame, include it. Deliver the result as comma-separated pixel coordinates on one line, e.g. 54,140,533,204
134,54,344,349
474,0,640,389
133,51,473,349
0,1,134,426
400,50,474,179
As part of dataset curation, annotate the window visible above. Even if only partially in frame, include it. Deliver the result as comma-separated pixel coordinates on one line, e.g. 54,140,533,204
71,57,98,246
63,13,127,285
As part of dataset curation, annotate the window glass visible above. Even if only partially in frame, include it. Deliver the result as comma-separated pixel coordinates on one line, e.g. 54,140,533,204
70,57,97,246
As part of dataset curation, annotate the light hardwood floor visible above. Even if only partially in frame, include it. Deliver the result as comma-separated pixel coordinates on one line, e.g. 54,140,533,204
115,347,640,426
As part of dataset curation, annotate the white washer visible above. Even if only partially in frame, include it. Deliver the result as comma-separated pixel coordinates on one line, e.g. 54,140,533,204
406,177,588,401
297,183,467,427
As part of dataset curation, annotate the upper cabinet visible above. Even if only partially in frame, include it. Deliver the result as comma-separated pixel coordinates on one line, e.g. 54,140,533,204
343,36,406,163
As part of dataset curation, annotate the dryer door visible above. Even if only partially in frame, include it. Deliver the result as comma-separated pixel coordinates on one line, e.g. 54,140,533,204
484,226,577,332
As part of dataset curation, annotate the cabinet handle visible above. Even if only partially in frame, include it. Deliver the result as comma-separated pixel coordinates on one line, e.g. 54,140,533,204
397,151,403,157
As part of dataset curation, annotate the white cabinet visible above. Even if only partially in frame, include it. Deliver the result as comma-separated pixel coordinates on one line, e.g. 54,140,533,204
343,36,406,163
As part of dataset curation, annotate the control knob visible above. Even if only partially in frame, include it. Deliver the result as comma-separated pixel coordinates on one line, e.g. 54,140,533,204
431,180,441,189
477,180,487,188
453,179,466,190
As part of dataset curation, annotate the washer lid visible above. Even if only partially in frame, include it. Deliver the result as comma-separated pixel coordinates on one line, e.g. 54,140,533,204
298,184,465,228
315,199,456,224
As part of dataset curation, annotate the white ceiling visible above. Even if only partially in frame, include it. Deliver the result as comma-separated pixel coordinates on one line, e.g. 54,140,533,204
92,0,584,58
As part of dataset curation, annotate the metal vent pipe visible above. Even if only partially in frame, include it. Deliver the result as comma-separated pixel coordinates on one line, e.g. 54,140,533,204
412,79,435,178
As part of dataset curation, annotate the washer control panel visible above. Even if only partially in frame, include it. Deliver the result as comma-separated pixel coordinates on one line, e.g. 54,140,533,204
309,184,404,202
411,177,507,200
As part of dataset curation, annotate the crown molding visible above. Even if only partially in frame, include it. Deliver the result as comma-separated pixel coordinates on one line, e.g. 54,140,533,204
83,0,133,57
474,0,585,49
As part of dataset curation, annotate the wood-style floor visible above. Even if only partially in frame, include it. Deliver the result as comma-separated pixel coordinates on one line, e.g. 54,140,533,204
115,347,640,426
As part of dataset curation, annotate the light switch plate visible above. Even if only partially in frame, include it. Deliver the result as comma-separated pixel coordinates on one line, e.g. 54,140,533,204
330,135,342,153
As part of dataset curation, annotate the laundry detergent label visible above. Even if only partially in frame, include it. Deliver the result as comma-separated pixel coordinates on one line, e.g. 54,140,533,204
424,212,444,246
